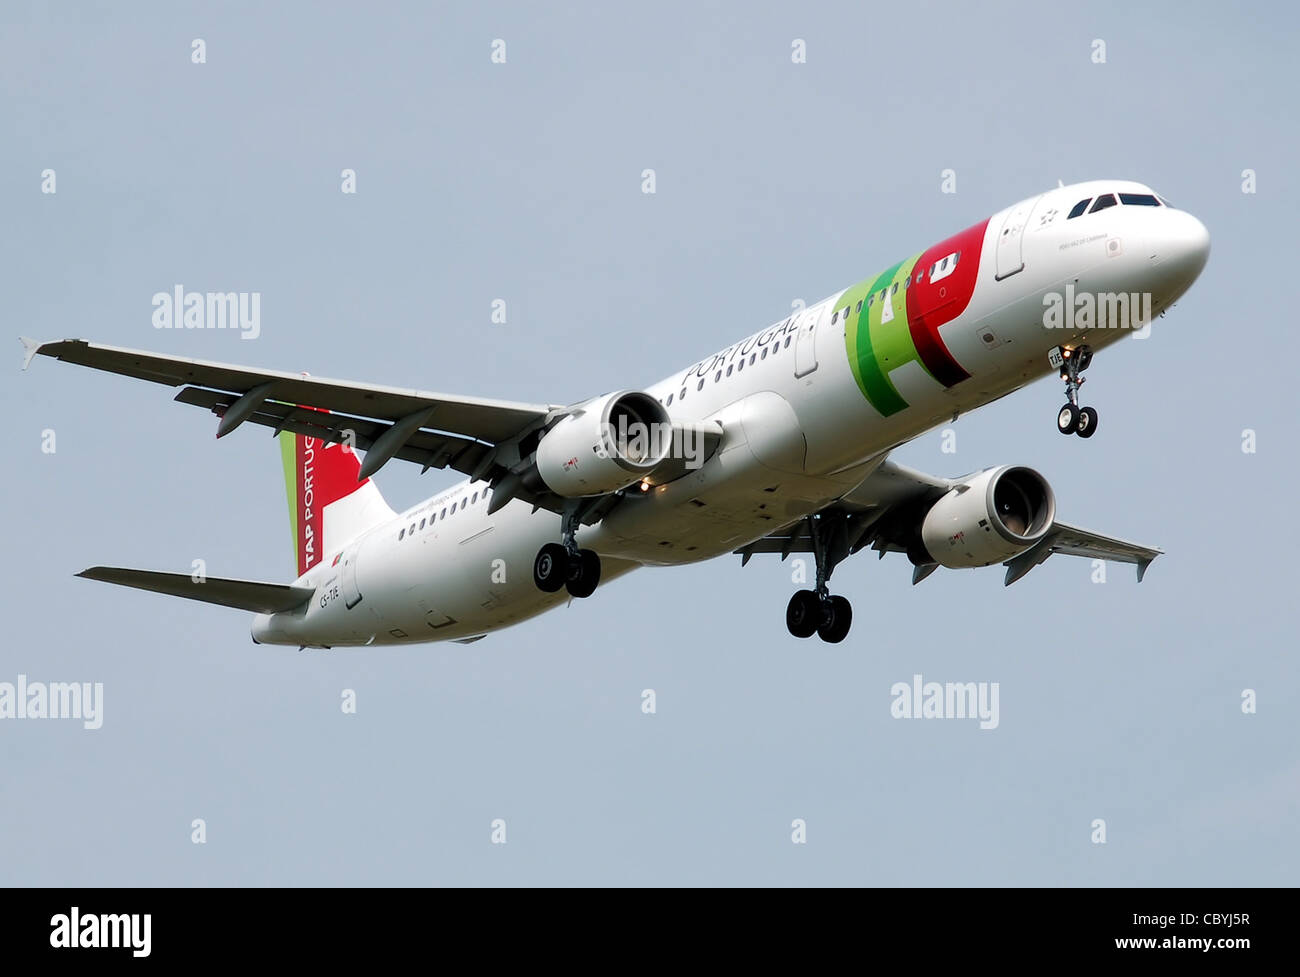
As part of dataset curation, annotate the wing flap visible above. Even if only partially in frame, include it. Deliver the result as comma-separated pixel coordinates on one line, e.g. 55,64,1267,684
173,386,496,476
77,567,314,614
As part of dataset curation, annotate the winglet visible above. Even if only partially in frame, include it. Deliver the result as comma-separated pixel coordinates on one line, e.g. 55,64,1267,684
1136,557,1153,583
19,337,42,371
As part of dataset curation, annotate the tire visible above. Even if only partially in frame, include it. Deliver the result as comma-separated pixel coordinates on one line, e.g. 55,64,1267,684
818,595,853,643
565,549,602,599
1057,403,1080,435
786,590,820,639
1077,406,1098,439
533,543,570,593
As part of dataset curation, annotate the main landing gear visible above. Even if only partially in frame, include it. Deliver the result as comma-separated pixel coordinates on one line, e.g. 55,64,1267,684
1050,344,1098,438
533,504,602,599
786,513,853,643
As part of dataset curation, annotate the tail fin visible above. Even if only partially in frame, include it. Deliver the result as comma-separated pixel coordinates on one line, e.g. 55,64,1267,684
278,420,396,577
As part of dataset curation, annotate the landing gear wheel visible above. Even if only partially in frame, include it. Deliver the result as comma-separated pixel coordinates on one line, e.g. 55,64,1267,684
1052,344,1098,438
786,590,820,639
1057,403,1080,435
817,595,853,644
1076,406,1098,439
564,549,602,599
533,542,570,593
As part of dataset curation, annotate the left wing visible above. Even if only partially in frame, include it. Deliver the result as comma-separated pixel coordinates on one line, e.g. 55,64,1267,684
735,459,1161,585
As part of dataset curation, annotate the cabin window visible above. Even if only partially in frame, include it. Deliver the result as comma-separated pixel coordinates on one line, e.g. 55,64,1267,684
419,518,426,530
1067,198,1092,219
714,370,722,382
726,364,733,377
737,359,744,372
903,276,911,289
891,282,898,295
679,388,686,400
440,508,447,519
666,393,673,405
761,348,768,360
399,528,405,540
831,310,839,324
697,378,705,391
1089,193,1117,213
749,353,756,365
784,336,791,348
856,299,863,312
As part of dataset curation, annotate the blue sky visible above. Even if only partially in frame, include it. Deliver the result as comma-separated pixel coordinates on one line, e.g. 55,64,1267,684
2,0,1295,885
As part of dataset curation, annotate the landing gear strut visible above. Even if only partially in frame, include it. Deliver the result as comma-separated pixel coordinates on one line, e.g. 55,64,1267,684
533,501,602,598
785,513,854,643
1051,345,1098,438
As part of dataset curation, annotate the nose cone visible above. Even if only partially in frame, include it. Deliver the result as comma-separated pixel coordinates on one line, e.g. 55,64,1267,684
1151,209,1210,297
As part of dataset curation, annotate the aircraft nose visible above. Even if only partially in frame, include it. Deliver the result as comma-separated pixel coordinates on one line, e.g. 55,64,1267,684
1153,209,1210,289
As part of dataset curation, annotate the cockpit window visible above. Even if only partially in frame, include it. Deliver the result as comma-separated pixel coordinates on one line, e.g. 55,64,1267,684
1119,192,1160,206
1089,194,1117,214
1067,198,1092,219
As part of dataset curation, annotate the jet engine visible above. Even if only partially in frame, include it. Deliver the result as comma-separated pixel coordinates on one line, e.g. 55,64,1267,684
918,465,1056,568
535,391,672,497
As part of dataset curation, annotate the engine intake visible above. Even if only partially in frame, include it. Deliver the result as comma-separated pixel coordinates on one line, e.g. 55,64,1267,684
919,465,1055,568
535,390,672,497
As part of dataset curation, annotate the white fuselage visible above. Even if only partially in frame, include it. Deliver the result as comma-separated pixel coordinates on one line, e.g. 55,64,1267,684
252,180,1209,647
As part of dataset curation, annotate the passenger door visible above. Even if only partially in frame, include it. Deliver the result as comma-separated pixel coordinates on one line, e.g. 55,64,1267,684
793,304,823,378
994,194,1042,280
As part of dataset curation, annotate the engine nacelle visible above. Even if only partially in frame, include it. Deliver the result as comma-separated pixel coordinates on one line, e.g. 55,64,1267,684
535,390,672,497
919,466,1056,569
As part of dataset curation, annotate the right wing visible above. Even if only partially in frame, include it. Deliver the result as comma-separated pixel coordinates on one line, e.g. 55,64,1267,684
25,337,576,511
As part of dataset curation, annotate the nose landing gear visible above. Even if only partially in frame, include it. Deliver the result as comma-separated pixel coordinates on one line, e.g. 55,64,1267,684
1050,345,1099,438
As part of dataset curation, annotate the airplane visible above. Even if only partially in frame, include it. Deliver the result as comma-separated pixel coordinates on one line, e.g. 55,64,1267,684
21,178,1209,646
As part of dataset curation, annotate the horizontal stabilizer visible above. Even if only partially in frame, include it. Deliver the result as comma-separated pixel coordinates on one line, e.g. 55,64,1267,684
77,567,313,614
